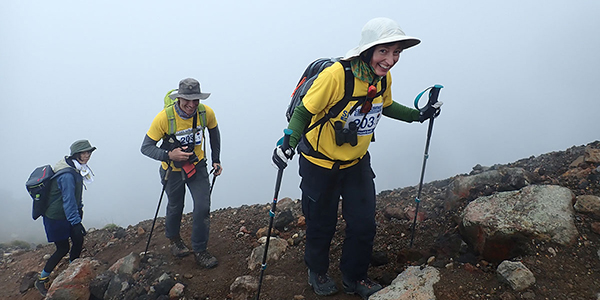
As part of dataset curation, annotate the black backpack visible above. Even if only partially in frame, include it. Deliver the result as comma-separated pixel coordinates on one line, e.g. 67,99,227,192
26,165,56,220
286,58,387,156
286,57,387,132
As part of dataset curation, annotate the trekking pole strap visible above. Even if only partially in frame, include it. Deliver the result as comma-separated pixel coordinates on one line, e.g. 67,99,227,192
414,84,444,111
281,129,292,152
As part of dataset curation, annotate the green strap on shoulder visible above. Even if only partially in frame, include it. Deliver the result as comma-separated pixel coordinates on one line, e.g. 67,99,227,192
197,103,207,129
164,90,208,156
197,104,207,156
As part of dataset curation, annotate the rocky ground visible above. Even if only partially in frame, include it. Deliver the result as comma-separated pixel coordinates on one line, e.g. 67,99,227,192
1,141,599,300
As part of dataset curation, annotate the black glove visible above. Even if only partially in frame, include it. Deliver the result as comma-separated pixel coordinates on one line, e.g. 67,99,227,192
272,145,295,169
72,223,87,237
419,101,443,123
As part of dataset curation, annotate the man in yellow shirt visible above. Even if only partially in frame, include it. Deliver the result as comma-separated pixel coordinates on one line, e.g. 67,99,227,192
141,78,222,269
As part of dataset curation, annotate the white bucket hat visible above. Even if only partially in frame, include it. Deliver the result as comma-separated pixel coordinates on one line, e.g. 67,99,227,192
343,17,421,60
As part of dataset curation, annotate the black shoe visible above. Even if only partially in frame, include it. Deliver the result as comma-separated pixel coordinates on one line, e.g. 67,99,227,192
169,238,191,257
194,251,218,269
308,269,338,296
343,278,383,299
35,277,49,297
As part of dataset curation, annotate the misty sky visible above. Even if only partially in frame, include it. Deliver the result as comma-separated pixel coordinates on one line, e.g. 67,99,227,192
1,1,599,244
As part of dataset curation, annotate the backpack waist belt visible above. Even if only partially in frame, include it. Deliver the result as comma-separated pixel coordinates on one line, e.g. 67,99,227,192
297,136,359,170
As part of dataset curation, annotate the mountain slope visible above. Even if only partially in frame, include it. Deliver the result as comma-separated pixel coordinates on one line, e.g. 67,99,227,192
1,141,599,300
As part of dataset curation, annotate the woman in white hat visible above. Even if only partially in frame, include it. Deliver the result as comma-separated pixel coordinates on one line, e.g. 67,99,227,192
273,17,442,299
35,140,96,296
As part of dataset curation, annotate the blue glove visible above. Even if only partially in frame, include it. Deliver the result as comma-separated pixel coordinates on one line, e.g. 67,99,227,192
272,145,295,169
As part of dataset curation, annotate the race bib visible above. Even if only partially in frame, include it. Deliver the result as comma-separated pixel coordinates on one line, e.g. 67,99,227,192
174,126,203,147
346,102,383,136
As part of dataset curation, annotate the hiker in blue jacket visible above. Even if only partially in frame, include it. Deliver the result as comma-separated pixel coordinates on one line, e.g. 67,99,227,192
35,140,96,297
273,17,442,299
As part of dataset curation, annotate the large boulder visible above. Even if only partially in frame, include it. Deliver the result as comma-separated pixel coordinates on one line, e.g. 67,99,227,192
46,257,101,300
460,185,577,262
445,167,536,211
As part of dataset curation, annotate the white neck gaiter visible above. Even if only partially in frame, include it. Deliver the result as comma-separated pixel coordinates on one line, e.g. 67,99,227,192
73,160,94,185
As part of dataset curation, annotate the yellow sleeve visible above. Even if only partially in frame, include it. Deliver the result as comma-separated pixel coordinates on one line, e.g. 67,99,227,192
382,72,393,108
302,63,346,116
146,109,168,141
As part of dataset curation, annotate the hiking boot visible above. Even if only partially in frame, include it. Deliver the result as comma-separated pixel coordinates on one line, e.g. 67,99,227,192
169,238,191,257
35,276,49,297
343,277,383,299
307,269,338,296
194,251,218,268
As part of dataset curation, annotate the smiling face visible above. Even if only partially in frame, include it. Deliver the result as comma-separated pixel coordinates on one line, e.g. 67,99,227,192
76,151,92,164
178,98,200,116
369,42,404,76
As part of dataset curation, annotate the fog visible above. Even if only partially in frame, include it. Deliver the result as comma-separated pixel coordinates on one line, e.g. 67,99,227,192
1,1,599,244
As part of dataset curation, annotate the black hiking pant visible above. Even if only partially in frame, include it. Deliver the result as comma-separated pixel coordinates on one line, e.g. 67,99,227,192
299,152,376,282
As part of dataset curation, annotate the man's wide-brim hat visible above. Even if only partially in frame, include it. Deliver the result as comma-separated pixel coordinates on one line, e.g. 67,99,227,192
168,78,211,101
70,139,96,156
343,17,421,61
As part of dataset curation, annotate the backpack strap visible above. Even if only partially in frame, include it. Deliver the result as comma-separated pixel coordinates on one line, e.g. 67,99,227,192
304,60,387,133
304,60,356,133
197,103,207,129
165,102,207,136
299,60,387,164
197,103,207,155
165,105,177,135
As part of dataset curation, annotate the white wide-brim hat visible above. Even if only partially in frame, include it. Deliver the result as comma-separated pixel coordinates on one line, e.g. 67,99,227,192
343,17,421,61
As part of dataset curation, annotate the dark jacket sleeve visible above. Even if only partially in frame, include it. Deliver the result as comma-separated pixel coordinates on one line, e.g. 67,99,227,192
208,126,221,164
141,134,170,162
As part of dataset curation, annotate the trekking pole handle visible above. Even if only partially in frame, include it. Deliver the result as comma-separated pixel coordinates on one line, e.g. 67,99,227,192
414,84,444,110
281,128,293,152
210,164,221,174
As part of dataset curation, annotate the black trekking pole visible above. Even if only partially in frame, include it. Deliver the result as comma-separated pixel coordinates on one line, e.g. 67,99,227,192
144,166,171,256
256,128,292,300
409,85,443,248
209,165,220,197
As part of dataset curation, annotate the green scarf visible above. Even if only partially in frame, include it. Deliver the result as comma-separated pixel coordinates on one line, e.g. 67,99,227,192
350,58,382,85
